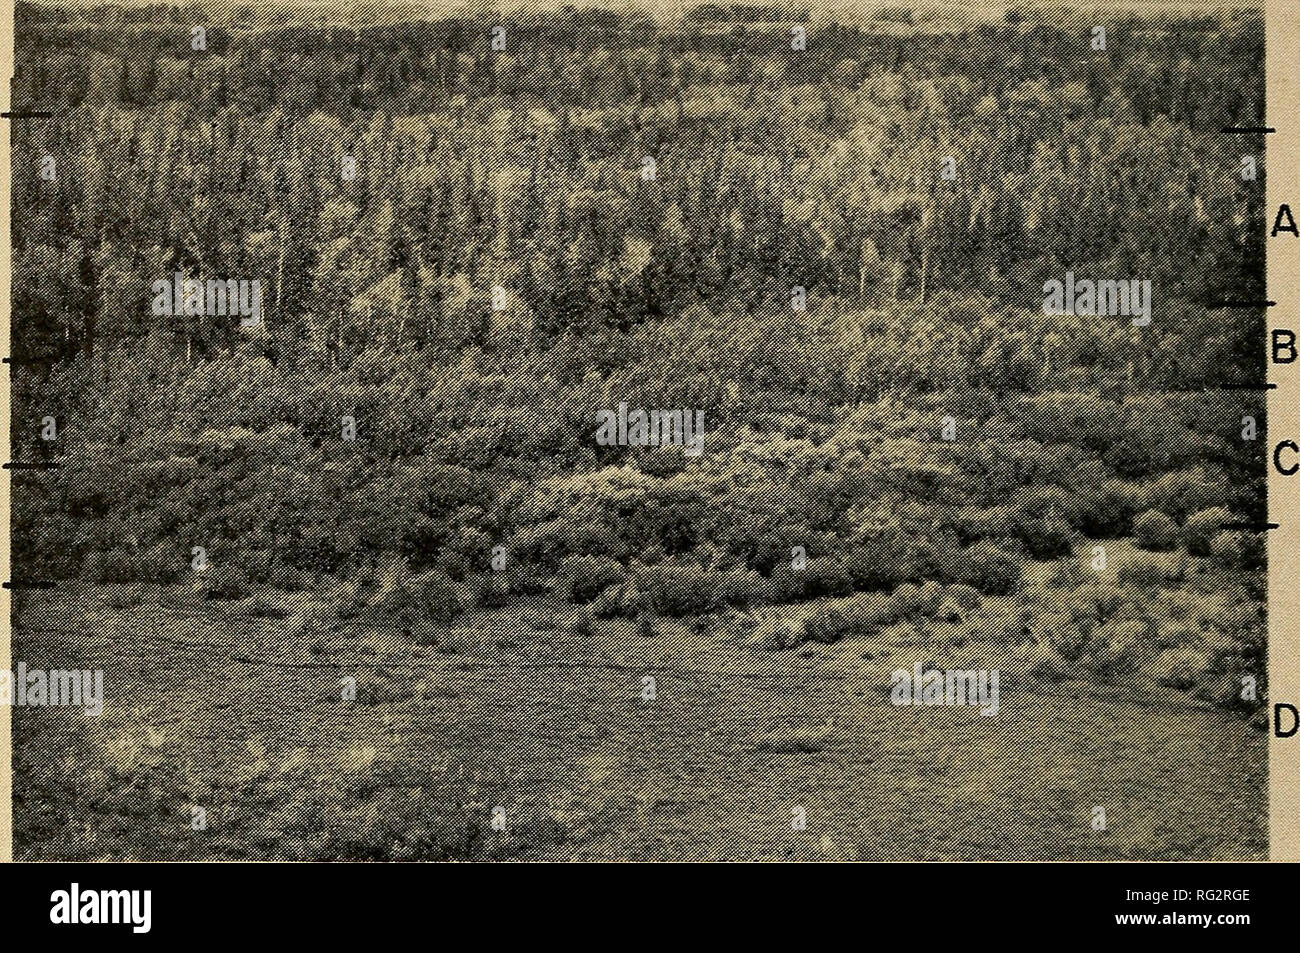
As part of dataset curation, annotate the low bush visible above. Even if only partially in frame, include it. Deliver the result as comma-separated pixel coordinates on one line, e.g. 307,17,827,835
959,542,1021,595
411,572,465,625
769,558,855,602
140,544,184,585
1074,483,1140,538
757,624,805,651
1016,517,1074,560
899,580,946,616
944,584,983,610
801,608,870,644
1116,555,1167,589
1208,531,1248,570
1045,617,1090,661
557,556,627,604
571,610,594,637
635,564,721,617
86,548,142,584
267,564,308,592
1132,509,1178,551
1081,619,1149,682
843,537,911,591
200,565,251,600
1182,507,1233,557
1152,647,1213,691
471,575,511,608
589,586,628,619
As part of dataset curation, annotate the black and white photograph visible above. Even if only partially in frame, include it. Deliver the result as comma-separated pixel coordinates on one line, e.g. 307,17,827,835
4,0,1275,867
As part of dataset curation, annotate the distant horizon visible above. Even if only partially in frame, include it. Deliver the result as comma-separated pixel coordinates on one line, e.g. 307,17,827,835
13,0,1263,35
14,0,1262,12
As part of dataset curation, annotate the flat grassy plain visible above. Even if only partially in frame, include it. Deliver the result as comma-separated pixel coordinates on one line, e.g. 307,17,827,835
14,577,1265,861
